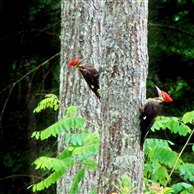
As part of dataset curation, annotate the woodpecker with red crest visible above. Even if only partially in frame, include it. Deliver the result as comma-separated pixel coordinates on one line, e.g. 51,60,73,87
139,86,173,150
68,58,100,100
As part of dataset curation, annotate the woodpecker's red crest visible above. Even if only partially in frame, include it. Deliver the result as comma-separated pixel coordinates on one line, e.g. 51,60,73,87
68,58,81,67
161,91,173,102
155,86,173,103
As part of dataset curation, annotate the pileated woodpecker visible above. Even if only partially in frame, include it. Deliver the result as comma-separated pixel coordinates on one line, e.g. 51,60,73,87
68,58,100,99
139,86,173,150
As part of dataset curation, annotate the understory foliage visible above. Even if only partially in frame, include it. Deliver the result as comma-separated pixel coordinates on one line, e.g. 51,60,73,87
29,95,194,194
28,95,99,193
144,111,194,194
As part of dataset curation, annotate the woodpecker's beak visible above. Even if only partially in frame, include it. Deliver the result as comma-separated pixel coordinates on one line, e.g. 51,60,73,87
74,58,87,70
155,86,164,102
74,58,87,69
155,86,161,95
80,58,87,64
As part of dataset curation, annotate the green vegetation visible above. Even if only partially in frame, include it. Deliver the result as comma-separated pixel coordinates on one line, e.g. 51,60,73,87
29,97,98,193
29,95,194,193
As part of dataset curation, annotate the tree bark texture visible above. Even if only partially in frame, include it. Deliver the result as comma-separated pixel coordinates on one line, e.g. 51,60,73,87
59,0,148,194
98,1,148,193
58,1,103,193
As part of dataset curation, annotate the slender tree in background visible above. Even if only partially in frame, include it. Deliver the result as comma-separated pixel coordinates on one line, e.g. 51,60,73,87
59,0,148,193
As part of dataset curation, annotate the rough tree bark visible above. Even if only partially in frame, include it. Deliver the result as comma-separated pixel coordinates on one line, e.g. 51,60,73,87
58,0,148,193
98,1,148,193
57,1,103,193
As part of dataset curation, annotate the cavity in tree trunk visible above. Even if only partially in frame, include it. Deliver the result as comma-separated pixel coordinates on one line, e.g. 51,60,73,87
58,1,148,193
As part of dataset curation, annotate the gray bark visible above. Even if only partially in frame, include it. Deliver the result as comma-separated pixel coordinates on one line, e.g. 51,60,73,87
58,0,148,193
58,1,103,193
98,1,148,193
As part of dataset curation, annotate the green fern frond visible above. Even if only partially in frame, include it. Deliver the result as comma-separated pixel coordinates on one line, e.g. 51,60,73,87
172,182,194,194
179,163,194,182
70,143,99,156
84,158,98,170
66,106,78,117
31,168,66,192
144,139,184,186
31,116,85,140
145,138,171,149
83,132,99,144
151,166,168,186
152,116,191,136
30,104,98,193
33,94,59,113
145,139,183,169
33,156,74,171
67,132,89,146
182,110,194,124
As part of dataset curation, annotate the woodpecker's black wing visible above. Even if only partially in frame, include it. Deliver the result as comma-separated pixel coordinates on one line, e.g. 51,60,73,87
79,63,100,99
139,100,162,150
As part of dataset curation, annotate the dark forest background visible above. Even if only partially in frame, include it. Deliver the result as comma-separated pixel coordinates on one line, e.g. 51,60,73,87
0,0,193,193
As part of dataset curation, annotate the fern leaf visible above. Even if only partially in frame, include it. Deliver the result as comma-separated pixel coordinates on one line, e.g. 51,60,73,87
66,106,78,117
69,132,88,146
32,168,66,191
172,182,194,193
152,116,191,136
71,144,99,156
145,139,171,150
151,166,168,186
178,124,191,136
84,158,98,170
179,163,194,182
182,110,194,124
31,117,85,140
33,94,59,113
33,156,73,171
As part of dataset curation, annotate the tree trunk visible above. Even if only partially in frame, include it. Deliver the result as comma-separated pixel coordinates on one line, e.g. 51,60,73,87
98,1,148,193
58,0,148,193
57,1,103,193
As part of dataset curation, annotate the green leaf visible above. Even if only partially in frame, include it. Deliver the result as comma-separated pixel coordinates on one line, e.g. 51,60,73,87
151,166,168,185
163,187,173,194
33,94,59,113
182,110,194,124
72,144,99,156
71,134,78,146
84,158,98,170
121,175,131,187
66,106,78,117
31,117,85,140
178,124,191,136
172,182,193,193
179,163,194,181
65,133,71,144
168,119,179,133
31,168,66,191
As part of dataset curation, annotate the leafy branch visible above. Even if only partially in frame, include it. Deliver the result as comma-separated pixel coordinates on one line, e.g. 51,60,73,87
29,95,99,193
144,110,194,193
